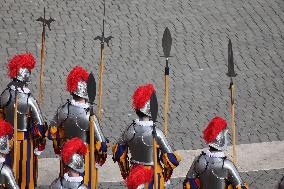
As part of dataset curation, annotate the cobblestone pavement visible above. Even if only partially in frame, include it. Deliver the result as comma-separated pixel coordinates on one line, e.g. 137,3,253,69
98,169,284,189
36,169,284,189
1,0,284,157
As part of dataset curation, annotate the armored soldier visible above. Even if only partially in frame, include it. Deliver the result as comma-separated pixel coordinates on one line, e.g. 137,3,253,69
112,83,180,189
183,116,249,189
47,66,108,187
50,137,88,189
0,120,19,189
0,53,46,189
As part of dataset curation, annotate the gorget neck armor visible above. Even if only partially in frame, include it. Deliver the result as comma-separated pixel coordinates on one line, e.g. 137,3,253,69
50,175,87,189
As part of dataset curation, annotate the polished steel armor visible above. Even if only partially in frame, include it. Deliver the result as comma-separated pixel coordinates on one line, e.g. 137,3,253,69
50,100,106,144
119,119,172,165
0,85,44,131
209,129,228,151
185,151,244,189
50,178,87,189
74,81,88,100
0,161,19,189
0,136,9,155
67,154,85,173
16,68,31,83
140,101,151,117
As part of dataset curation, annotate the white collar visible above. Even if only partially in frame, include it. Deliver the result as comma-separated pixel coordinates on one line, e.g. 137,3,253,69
10,85,30,94
64,173,83,183
0,157,5,163
135,119,153,127
70,99,89,109
204,149,225,158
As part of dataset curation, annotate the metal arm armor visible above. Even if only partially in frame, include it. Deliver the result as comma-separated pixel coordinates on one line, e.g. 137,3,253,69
223,159,244,186
155,128,172,153
0,164,19,189
28,95,44,126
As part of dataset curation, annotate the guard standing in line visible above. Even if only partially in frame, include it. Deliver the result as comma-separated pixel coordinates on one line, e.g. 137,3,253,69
47,66,108,187
183,116,249,189
50,137,88,189
113,83,180,189
0,53,47,189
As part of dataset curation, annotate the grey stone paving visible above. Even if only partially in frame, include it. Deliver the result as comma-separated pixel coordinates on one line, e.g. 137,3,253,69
98,169,284,189
36,169,284,189
1,0,284,158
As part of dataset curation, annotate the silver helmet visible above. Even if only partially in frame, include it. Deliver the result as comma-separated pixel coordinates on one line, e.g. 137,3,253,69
209,129,228,151
0,136,10,154
16,67,31,83
66,153,85,173
140,100,151,117
74,80,88,100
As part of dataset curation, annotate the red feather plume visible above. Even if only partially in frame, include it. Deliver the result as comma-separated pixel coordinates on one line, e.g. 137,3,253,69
66,66,89,93
61,137,87,164
0,119,13,137
203,116,227,144
132,83,155,110
126,164,153,189
7,53,36,79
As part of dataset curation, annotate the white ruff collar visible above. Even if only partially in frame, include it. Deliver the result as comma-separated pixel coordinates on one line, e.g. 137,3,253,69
204,150,225,158
64,173,83,183
70,99,89,109
135,119,153,127
10,85,30,94
0,157,5,163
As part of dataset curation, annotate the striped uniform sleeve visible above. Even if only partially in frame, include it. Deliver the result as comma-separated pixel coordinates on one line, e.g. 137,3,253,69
95,140,109,166
183,178,200,189
162,151,181,181
112,143,129,179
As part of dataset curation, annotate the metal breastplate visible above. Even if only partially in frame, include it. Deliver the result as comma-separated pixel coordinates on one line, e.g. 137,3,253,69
1,89,31,131
124,123,155,165
195,155,229,189
58,103,90,143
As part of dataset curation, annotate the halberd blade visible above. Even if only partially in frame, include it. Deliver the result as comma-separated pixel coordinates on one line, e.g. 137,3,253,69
162,27,172,58
227,39,237,77
87,73,96,104
150,92,158,123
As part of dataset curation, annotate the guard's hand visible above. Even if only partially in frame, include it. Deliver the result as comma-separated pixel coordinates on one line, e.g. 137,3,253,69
34,148,43,156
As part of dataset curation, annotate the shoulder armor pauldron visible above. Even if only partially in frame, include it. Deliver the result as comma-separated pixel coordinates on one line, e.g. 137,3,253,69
123,121,136,143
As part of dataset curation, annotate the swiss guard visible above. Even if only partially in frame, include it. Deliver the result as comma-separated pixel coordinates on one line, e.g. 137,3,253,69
112,83,181,189
183,116,249,189
0,53,46,189
0,119,19,189
50,137,88,189
47,66,108,187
